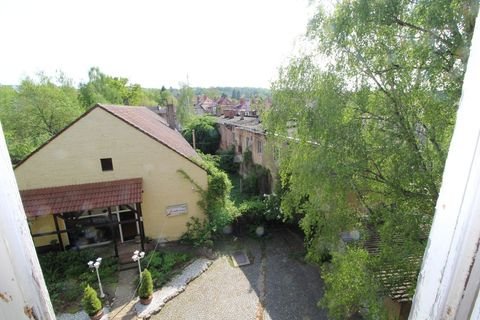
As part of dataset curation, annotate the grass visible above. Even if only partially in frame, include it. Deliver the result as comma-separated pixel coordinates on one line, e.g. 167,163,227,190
38,248,118,313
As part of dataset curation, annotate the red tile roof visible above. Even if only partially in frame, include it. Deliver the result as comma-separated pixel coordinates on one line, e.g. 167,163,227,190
98,104,199,160
20,178,143,217
15,104,202,169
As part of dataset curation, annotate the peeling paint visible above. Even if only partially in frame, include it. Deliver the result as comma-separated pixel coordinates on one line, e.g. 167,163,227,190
24,305,37,319
463,237,480,291
0,291,12,303
447,306,453,316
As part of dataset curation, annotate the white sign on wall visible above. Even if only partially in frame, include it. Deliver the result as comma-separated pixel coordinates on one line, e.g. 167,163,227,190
166,203,188,217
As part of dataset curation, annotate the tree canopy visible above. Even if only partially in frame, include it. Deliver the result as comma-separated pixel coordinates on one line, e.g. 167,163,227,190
176,83,195,127
79,67,156,109
0,74,83,163
182,116,220,155
265,0,478,318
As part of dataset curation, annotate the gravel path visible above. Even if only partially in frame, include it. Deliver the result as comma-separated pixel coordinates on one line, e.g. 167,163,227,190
151,228,328,320
136,258,212,318
263,230,328,320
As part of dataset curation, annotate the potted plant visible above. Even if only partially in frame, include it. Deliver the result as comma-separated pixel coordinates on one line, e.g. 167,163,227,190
82,285,103,320
138,269,153,305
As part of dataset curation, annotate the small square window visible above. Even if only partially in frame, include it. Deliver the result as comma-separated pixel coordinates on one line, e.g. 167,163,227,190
100,158,113,171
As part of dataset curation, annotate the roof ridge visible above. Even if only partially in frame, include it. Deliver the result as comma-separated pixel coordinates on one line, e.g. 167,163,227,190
97,104,204,171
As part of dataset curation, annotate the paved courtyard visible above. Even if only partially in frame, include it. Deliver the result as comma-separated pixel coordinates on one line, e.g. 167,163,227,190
151,227,328,320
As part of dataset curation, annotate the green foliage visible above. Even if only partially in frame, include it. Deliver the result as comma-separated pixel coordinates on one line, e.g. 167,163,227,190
200,154,240,231
81,285,102,316
38,249,117,312
79,67,153,109
237,193,283,225
241,150,271,196
182,116,220,154
238,198,265,222
217,146,239,174
0,73,83,163
181,217,214,247
176,83,195,126
265,0,478,315
143,86,177,106
321,248,386,320
138,269,154,299
140,251,191,287
262,193,283,222
180,153,239,245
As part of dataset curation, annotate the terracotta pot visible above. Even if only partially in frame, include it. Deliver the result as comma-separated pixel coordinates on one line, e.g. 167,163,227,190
90,309,104,320
140,295,153,305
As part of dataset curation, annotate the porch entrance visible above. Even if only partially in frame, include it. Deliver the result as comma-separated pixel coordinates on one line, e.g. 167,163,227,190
21,178,146,256
64,204,140,249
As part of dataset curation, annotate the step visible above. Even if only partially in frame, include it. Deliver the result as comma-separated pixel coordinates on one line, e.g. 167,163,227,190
119,262,139,272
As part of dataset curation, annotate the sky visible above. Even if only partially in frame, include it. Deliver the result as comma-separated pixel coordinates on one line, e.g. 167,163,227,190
0,0,313,89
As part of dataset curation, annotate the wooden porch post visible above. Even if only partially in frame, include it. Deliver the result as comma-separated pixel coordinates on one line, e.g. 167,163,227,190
136,202,145,252
53,213,64,251
107,207,119,257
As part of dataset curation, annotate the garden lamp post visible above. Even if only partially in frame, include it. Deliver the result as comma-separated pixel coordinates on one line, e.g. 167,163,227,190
132,250,145,278
88,257,105,298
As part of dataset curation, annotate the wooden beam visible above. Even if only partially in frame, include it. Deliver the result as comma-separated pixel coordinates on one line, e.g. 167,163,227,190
31,230,68,237
136,202,145,252
52,214,64,251
107,207,118,257
124,204,139,214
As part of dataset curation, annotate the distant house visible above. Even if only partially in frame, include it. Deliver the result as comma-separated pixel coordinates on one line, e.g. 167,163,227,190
195,95,217,115
216,114,276,192
216,96,235,115
14,104,207,254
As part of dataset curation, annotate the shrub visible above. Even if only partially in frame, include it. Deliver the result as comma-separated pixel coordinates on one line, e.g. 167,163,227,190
181,217,214,247
238,198,266,223
38,249,118,313
320,247,386,320
179,152,239,245
238,194,283,225
217,146,239,173
81,285,102,316
241,150,271,196
140,251,191,287
138,269,153,299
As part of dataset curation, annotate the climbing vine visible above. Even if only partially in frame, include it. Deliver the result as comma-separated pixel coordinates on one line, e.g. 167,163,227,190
179,153,239,246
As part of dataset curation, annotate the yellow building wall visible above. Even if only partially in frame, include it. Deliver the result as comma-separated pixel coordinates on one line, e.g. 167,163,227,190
29,215,69,247
15,107,208,242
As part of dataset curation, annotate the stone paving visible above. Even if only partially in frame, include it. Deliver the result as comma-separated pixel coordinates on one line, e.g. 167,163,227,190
109,268,138,319
58,227,327,320
151,228,328,320
135,258,212,318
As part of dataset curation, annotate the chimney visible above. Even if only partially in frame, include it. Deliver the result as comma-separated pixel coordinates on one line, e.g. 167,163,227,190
224,109,235,119
166,104,176,129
